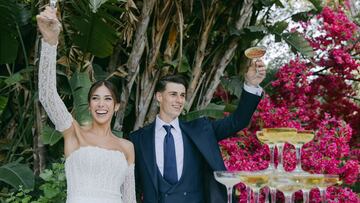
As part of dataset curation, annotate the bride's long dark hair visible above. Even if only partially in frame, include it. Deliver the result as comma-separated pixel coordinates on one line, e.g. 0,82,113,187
87,80,120,104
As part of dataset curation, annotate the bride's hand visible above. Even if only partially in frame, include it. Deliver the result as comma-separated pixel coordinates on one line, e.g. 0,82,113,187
36,6,61,45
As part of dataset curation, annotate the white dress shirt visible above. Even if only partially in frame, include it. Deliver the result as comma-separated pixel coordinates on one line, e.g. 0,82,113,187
243,82,263,96
154,83,262,180
155,116,184,180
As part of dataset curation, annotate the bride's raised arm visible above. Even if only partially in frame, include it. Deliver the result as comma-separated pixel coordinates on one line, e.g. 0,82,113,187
37,6,73,132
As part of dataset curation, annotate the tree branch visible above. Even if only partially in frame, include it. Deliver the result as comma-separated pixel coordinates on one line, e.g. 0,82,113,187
347,95,360,102
114,0,156,131
187,1,219,106
199,0,254,109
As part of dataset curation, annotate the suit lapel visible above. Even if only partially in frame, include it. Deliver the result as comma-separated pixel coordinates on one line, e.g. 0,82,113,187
179,120,219,169
139,122,159,192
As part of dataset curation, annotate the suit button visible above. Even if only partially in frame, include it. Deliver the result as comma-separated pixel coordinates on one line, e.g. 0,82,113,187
183,192,187,196
165,194,168,197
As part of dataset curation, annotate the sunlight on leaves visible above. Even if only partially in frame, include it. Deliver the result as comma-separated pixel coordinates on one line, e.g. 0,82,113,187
89,0,108,13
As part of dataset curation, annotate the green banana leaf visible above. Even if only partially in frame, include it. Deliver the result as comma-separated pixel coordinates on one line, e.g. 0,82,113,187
266,21,315,58
291,1,322,22
41,125,63,146
259,0,284,7
0,162,34,190
308,0,323,12
282,32,315,58
0,96,8,116
182,103,226,121
0,1,31,64
221,76,243,98
268,21,288,42
66,0,119,58
0,32,18,64
0,0,20,64
69,72,92,126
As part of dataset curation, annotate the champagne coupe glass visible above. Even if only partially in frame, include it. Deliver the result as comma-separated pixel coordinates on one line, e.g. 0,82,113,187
302,174,324,203
50,0,57,8
246,186,251,203
240,170,270,203
256,131,276,171
288,130,314,173
214,171,242,203
296,173,324,203
263,186,270,203
244,46,266,79
262,128,297,172
272,173,302,203
318,174,340,203
256,131,277,202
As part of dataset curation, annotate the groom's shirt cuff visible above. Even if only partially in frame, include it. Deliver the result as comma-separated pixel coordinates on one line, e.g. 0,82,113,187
243,83,263,96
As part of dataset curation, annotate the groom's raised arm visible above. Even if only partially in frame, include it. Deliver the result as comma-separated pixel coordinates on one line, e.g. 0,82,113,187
211,59,266,141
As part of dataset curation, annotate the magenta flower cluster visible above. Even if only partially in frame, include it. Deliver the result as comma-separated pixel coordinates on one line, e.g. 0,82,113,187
218,6,359,203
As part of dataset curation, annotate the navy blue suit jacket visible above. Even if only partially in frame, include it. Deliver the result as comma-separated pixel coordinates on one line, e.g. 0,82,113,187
129,90,262,203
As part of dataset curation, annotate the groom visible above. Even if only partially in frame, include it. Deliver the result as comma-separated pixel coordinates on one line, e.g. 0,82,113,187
129,60,266,203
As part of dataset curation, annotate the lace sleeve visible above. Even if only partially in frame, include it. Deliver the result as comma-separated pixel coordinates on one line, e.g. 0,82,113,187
38,39,73,132
121,164,136,203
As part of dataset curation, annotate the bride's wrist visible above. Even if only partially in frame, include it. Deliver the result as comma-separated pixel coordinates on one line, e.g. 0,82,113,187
43,36,58,46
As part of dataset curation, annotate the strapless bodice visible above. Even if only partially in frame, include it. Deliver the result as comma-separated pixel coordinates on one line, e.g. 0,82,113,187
65,146,130,203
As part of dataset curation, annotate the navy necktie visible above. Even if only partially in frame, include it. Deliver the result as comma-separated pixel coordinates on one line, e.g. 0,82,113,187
163,125,178,185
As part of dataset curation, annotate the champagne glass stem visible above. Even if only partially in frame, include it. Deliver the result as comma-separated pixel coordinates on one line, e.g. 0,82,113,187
226,186,233,203
269,144,275,170
294,144,303,172
246,186,251,203
255,58,259,77
277,143,285,172
270,188,276,203
320,188,326,203
284,194,292,203
254,189,260,203
302,190,310,203
264,187,269,203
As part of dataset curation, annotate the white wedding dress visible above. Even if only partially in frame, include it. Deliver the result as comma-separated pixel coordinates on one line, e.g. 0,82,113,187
38,41,136,203
65,146,134,203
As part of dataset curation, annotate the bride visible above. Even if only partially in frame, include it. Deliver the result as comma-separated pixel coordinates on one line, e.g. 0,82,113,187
37,6,136,203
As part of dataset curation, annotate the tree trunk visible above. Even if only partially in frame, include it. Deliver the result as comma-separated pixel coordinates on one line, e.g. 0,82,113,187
33,32,46,175
199,0,254,108
133,0,175,130
114,0,156,131
145,22,179,124
186,1,219,109
348,0,359,17
33,102,46,175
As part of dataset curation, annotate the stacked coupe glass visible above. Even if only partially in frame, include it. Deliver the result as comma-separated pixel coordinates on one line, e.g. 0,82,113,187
214,128,341,203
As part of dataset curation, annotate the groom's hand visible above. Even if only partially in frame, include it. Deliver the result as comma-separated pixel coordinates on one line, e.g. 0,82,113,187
244,59,266,87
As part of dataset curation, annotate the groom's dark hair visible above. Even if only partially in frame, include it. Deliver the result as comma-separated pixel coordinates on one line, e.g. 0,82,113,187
155,75,188,93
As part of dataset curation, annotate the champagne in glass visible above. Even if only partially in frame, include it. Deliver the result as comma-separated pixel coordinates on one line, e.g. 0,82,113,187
245,46,266,59
276,184,302,203
262,128,298,143
240,171,270,203
256,131,276,171
288,130,314,173
291,173,323,203
244,46,266,78
214,171,242,203
272,173,302,203
318,174,341,203
262,128,297,172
